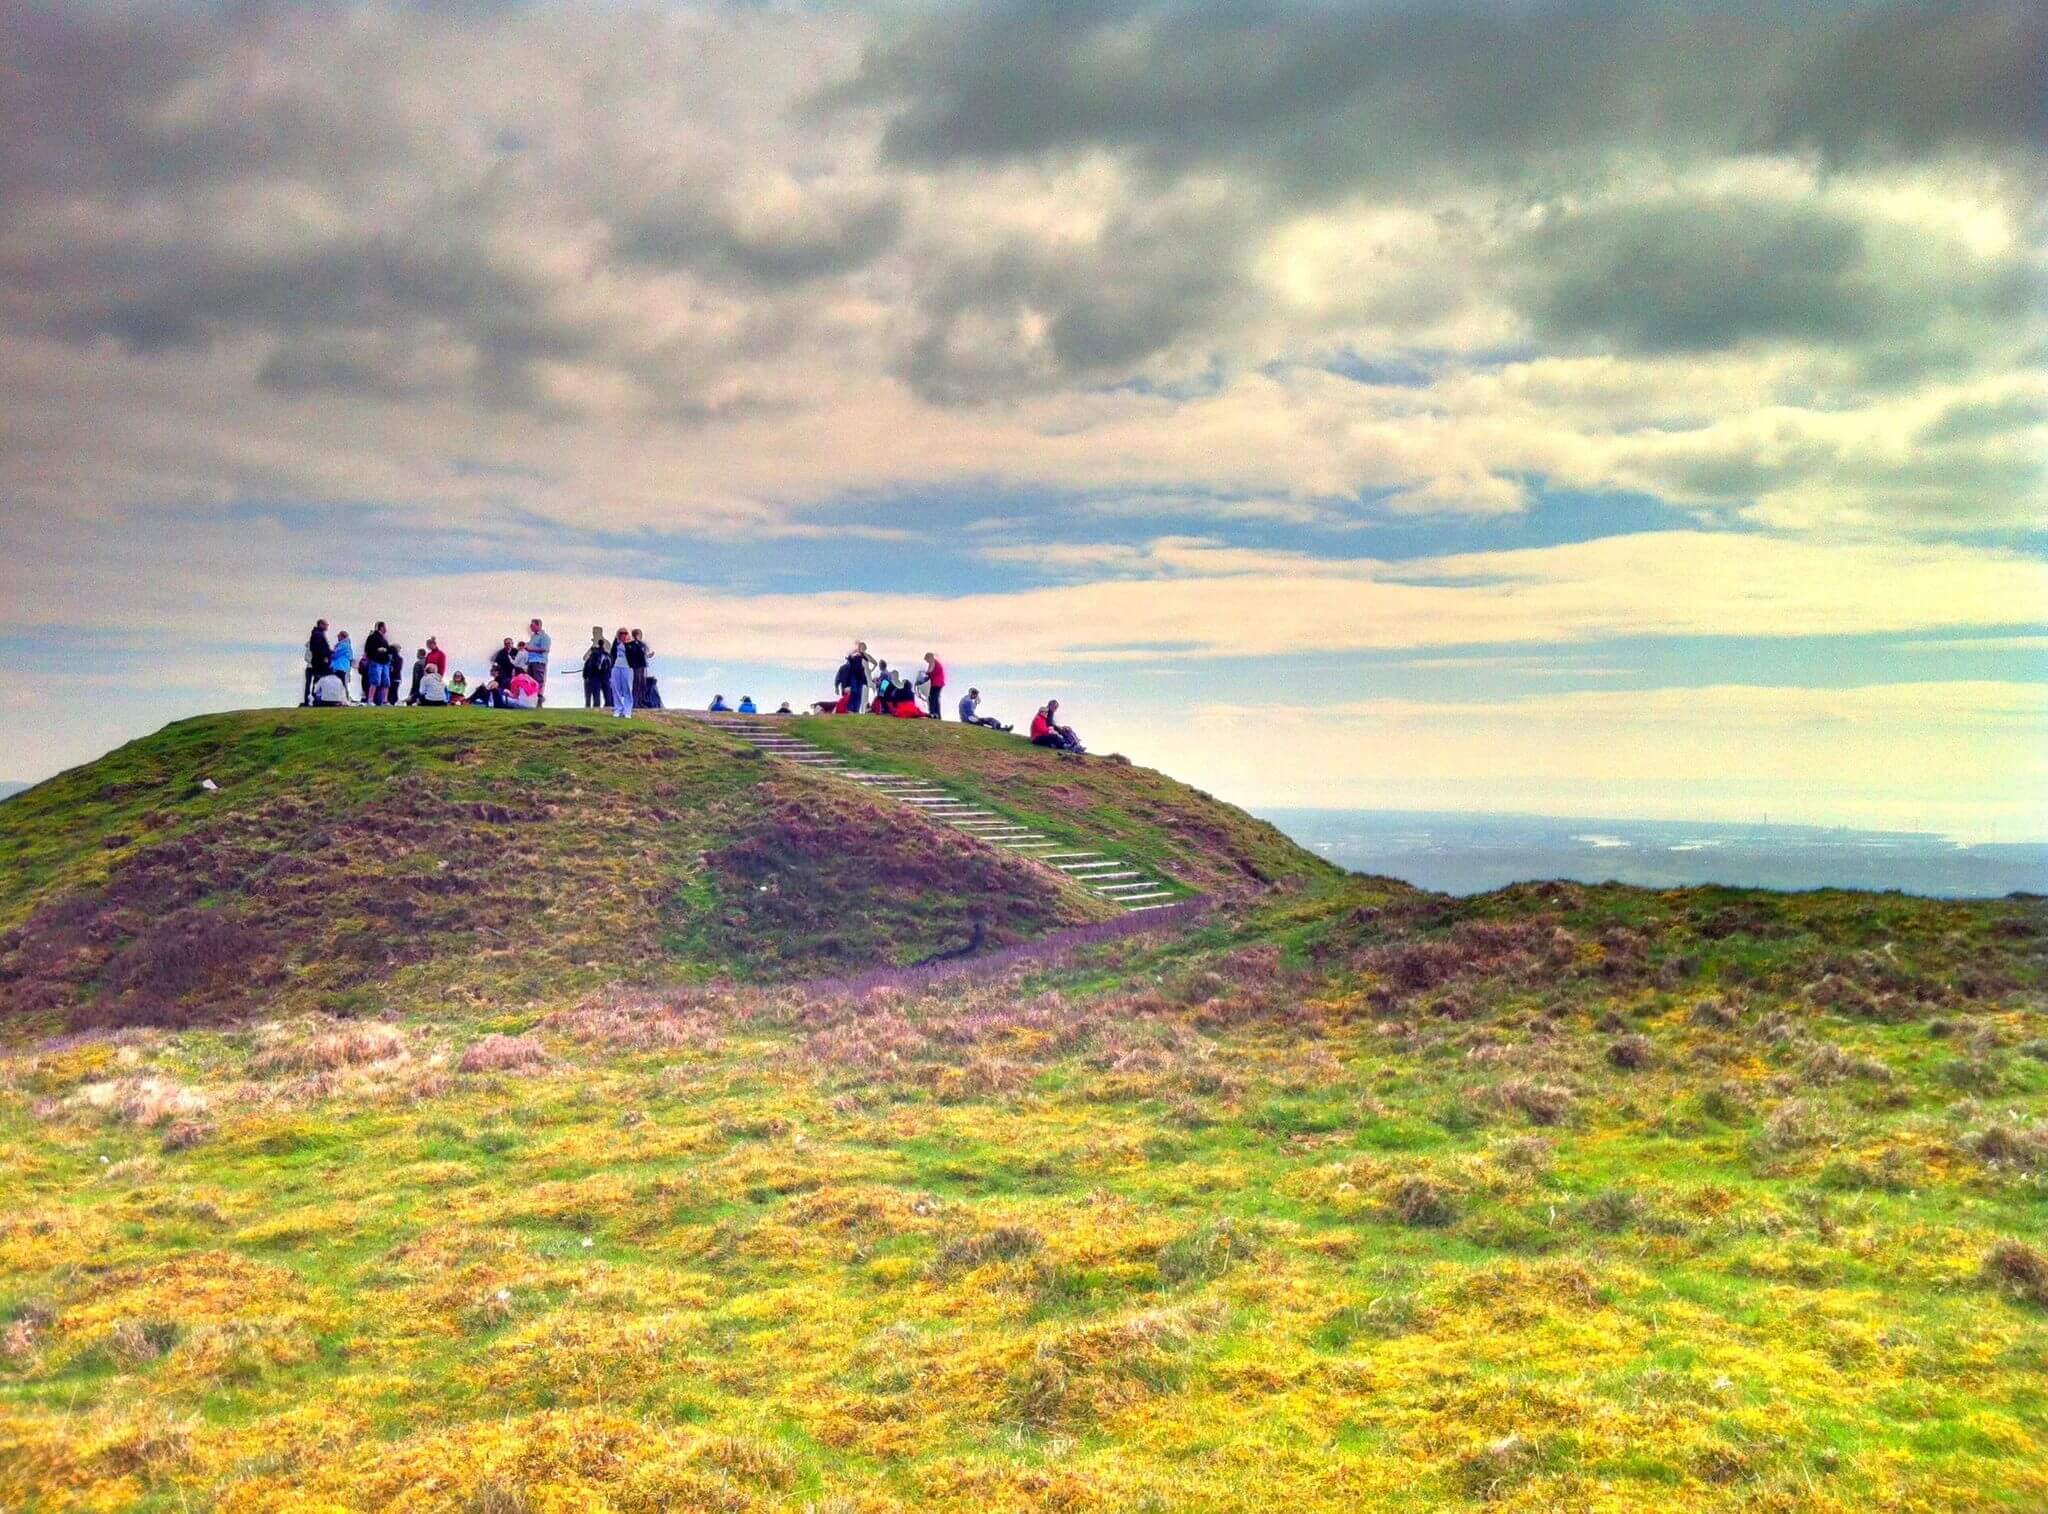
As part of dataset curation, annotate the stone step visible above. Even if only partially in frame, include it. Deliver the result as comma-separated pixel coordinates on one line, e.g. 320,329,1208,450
1083,871,1143,883
1122,897,1179,909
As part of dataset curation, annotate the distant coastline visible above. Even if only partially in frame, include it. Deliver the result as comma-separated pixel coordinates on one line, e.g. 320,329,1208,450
1261,807,2048,899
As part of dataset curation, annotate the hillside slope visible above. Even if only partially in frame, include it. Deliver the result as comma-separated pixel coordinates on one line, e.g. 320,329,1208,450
791,715,1336,894
0,878,2043,1511
4,711,1254,1030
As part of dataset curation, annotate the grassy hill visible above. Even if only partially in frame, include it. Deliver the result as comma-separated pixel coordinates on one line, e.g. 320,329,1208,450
788,716,1334,896
2,715,2047,1511
2,710,1240,1032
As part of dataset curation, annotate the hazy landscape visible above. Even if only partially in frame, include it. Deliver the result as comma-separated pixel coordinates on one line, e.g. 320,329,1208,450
1268,810,2048,900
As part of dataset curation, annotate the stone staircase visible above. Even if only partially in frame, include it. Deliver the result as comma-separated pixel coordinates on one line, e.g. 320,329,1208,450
703,717,1184,911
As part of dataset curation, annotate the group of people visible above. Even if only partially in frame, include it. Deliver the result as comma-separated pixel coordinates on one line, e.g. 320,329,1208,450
580,627,659,716
302,618,558,708
299,621,1087,754
820,642,1084,753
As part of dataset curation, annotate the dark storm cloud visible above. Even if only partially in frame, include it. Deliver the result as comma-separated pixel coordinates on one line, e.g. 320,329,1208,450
896,204,1252,403
0,0,405,209
1769,0,2048,163
614,190,905,286
1515,196,2037,358
1519,199,1876,353
837,0,2045,188
34,236,549,357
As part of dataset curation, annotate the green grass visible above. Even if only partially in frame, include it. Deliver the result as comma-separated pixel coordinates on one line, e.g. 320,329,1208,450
1,719,2045,1510
790,715,1338,896
6,710,1296,1031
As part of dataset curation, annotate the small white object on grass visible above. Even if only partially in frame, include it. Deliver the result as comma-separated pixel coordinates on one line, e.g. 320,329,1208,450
199,778,218,792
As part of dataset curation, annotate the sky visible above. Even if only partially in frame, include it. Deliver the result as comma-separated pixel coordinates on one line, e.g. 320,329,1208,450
1,0,2044,839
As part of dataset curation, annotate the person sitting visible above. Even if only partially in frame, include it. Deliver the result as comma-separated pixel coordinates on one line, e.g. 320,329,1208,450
310,670,351,707
506,670,542,709
889,696,927,718
737,695,758,715
958,688,1012,731
418,666,449,705
447,671,469,705
1030,700,1085,754
774,701,793,715
473,675,504,709
708,694,731,713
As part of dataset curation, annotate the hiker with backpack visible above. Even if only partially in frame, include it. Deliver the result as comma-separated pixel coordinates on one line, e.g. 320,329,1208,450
1030,700,1085,754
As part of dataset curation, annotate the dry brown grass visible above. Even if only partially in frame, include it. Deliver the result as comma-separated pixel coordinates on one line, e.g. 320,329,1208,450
250,1019,408,1077
456,1034,549,1074
1982,1239,2048,1308
68,1075,209,1127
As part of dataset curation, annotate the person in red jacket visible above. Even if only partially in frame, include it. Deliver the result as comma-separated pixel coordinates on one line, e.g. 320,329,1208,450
1029,700,1085,754
921,652,946,718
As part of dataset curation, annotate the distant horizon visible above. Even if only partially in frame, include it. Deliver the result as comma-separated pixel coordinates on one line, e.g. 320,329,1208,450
6,714,2045,849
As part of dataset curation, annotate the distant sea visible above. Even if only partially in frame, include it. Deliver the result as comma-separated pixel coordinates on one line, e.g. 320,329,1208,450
1261,808,2048,899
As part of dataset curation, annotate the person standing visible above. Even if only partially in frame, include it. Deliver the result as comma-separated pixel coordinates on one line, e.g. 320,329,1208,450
491,637,518,690
921,652,947,718
581,632,607,709
304,619,332,706
363,622,393,706
625,628,650,709
607,626,635,718
523,618,552,708
835,647,867,714
423,637,446,677
330,631,355,688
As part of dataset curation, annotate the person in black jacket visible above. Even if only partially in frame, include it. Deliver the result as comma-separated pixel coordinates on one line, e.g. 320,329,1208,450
834,650,867,714
363,622,393,706
304,619,332,706
625,629,650,708
582,632,608,709
491,637,518,689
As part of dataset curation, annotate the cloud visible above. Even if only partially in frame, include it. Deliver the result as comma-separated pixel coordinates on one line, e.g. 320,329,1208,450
840,1,2047,184
613,178,905,286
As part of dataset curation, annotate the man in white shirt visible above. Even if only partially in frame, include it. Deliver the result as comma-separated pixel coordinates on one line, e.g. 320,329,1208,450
311,671,350,707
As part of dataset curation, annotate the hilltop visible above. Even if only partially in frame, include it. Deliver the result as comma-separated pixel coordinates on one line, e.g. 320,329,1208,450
0,711,1328,1034
0,713,2045,1512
